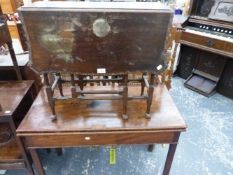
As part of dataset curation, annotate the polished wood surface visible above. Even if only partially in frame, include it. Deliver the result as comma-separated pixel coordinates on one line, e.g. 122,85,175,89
17,84,186,175
178,0,233,59
0,81,35,174
17,84,186,134
0,138,23,163
19,2,173,74
176,0,233,98
180,31,233,58
0,81,34,117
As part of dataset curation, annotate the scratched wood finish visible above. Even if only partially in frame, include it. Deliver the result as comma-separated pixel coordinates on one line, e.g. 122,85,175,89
0,81,35,174
19,2,173,74
17,84,186,134
17,84,186,175
0,81,34,117
22,131,180,148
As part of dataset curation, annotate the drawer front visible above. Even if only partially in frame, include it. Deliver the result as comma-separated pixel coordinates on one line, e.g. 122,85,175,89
22,131,179,148
181,31,226,51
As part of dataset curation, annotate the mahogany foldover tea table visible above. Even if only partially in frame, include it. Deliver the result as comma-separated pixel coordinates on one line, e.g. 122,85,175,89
17,84,186,175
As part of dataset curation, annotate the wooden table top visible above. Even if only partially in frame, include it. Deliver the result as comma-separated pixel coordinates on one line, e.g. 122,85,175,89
0,81,34,117
17,84,186,134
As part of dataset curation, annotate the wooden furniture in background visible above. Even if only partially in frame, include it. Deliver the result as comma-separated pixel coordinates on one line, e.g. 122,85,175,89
0,0,21,39
0,81,35,175
0,59,43,94
17,84,187,175
0,6,22,80
162,19,183,90
175,0,233,98
0,0,18,14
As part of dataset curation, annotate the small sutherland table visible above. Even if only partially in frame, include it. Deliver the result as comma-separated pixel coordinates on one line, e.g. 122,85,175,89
0,81,35,175
17,84,186,175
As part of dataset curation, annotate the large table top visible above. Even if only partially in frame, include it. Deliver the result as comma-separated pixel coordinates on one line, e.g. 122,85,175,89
17,84,186,135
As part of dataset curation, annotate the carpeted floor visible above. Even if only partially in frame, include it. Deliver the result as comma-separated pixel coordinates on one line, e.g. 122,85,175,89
4,77,233,175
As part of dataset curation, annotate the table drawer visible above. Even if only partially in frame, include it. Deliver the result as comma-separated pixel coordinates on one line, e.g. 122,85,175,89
21,131,179,148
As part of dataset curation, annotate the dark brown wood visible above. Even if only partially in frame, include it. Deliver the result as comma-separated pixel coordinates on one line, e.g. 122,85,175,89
0,17,22,80
8,119,34,175
180,31,233,58
141,73,146,95
17,85,186,175
56,73,64,96
176,0,233,99
122,74,128,120
71,74,76,98
218,59,233,99
19,2,172,74
16,21,28,51
42,72,158,120
175,46,199,79
0,136,23,164
43,73,56,121
29,149,45,175
190,0,216,17
0,81,35,175
162,133,180,175
17,85,186,134
0,81,34,116
146,73,155,118
6,42,23,80
0,64,42,94
147,144,155,152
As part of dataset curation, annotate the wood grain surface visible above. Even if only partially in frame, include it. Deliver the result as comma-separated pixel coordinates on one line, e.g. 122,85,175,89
19,2,173,74
17,84,186,134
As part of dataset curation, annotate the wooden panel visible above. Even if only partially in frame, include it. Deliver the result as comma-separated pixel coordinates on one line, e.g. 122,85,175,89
180,31,233,58
181,31,226,51
19,2,173,74
0,139,23,163
176,45,199,79
23,131,178,148
0,81,33,117
0,0,17,14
